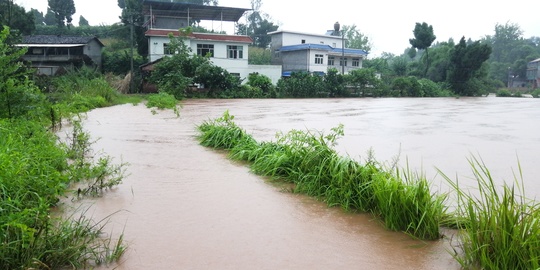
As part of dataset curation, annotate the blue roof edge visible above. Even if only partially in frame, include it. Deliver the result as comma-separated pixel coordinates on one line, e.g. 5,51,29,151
279,43,368,55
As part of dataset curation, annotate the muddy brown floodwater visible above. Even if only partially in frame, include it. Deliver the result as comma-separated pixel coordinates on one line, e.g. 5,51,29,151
69,97,540,269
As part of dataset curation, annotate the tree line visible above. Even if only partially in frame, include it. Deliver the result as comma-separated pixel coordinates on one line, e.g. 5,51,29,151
1,0,539,97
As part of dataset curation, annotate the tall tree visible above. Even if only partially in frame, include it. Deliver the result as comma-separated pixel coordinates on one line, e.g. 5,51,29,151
342,24,371,52
409,22,436,77
44,8,56,26
236,0,278,48
31,8,45,26
0,0,35,35
48,0,76,28
447,37,492,96
78,15,89,26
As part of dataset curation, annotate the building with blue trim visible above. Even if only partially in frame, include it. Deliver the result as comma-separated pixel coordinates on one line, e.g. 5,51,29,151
269,30,368,76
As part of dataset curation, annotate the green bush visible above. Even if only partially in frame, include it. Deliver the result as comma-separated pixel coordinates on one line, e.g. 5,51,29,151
496,89,513,97
532,89,540,98
247,72,275,97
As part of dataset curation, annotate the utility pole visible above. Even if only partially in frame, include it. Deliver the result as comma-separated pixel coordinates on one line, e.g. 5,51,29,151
129,13,134,93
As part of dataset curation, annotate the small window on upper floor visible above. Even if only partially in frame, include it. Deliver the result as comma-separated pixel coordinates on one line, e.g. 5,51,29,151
227,45,244,59
197,44,214,57
352,58,360,67
301,39,306,44
320,41,324,44
332,43,337,48
163,43,174,55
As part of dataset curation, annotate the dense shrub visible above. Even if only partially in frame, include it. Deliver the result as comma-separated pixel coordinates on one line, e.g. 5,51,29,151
247,72,275,97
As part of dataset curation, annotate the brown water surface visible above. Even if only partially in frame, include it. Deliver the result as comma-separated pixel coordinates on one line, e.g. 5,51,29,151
71,97,539,269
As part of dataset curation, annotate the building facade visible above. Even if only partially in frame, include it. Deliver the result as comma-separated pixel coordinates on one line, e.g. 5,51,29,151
142,0,281,84
269,30,368,76
526,58,540,89
16,35,104,75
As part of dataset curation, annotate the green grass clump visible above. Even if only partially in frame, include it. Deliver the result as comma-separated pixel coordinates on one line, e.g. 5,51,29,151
145,92,181,116
197,111,447,240
0,119,127,268
198,110,255,150
442,157,540,269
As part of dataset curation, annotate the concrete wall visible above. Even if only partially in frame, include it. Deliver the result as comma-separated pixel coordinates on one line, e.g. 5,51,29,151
247,65,282,85
84,39,103,69
282,51,309,72
281,31,342,48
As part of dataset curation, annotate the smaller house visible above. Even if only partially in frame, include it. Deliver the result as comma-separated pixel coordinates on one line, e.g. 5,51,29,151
269,28,368,76
16,35,104,75
526,58,540,89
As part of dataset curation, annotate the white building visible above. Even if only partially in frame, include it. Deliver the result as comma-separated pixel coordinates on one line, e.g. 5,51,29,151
269,29,368,76
143,0,281,85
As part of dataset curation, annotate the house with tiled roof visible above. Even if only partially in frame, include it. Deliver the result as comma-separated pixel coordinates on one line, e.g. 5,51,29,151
16,35,104,75
269,27,368,76
142,0,281,86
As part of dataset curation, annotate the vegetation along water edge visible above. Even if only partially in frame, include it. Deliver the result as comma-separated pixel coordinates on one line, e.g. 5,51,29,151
197,110,540,269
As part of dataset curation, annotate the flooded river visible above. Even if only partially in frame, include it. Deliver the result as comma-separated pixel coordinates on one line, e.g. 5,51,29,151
73,97,539,269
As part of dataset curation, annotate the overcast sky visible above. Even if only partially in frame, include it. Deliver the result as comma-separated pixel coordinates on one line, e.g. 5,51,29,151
18,0,540,57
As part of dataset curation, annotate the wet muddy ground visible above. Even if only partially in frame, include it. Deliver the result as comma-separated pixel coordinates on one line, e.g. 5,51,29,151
70,97,539,269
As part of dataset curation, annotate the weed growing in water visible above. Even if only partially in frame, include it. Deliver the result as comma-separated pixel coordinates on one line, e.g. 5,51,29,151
441,156,540,269
64,117,128,198
197,111,447,240
146,92,181,117
0,119,127,268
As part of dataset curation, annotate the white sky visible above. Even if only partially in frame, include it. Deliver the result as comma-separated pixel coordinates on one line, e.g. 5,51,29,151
17,0,540,57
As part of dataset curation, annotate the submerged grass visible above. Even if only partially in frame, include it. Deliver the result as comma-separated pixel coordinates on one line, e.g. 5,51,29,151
441,156,540,269
197,111,447,240
199,111,540,266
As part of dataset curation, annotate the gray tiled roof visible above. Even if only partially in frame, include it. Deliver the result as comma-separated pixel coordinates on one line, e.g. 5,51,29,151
22,35,103,46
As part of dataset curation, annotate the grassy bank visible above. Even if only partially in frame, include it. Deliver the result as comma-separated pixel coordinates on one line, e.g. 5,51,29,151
0,118,126,268
197,111,540,268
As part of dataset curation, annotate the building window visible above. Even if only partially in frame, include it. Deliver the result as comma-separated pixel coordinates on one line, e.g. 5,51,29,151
314,54,324,64
301,39,306,44
332,42,337,48
197,44,214,57
227,45,243,59
340,57,347,67
163,43,174,55
352,58,360,67
328,56,335,66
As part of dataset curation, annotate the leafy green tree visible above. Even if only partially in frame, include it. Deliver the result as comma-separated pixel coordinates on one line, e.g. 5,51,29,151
342,24,371,52
247,72,274,96
194,63,240,96
424,40,454,82
31,8,45,26
248,46,271,64
44,8,56,26
409,22,436,77
0,26,47,120
391,57,408,77
48,0,76,28
448,37,492,96
0,0,35,35
488,22,523,63
78,15,89,26
392,76,422,97
347,68,381,97
236,0,278,48
324,68,345,97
